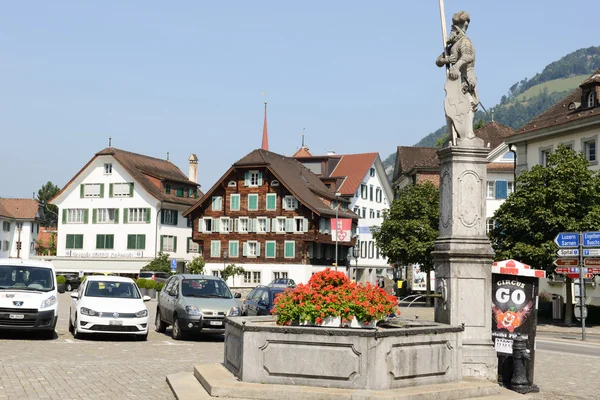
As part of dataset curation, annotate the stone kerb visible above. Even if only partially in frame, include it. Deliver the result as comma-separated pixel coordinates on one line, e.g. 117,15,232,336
224,316,464,391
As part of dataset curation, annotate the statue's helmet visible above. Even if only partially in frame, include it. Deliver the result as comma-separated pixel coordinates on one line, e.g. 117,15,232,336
452,11,470,27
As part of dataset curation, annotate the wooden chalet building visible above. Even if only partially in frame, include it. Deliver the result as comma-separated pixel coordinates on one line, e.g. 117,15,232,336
183,149,358,286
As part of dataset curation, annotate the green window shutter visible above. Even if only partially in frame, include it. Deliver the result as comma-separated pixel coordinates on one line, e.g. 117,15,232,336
129,183,134,197
100,184,105,198
256,242,261,257
166,184,171,194
127,234,135,249
161,210,165,224
114,209,119,224
106,235,113,249
109,183,114,198
186,237,190,253
123,208,129,224
248,195,257,210
62,209,67,224
173,236,177,252
83,209,89,224
66,235,74,249
285,242,295,258
145,208,151,223
177,187,184,197
266,242,275,258
244,172,249,186
92,209,97,224
96,235,103,249
258,171,263,186
139,235,146,249
160,236,164,251
80,184,84,198
267,194,276,210
75,235,84,249
174,211,178,226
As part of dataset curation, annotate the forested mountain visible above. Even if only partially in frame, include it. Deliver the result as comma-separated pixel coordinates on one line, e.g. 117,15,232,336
382,46,600,178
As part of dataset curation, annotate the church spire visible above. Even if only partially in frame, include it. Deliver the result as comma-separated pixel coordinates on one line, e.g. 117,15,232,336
261,100,269,151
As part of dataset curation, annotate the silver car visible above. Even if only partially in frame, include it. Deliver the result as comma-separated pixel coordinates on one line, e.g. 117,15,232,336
155,274,241,340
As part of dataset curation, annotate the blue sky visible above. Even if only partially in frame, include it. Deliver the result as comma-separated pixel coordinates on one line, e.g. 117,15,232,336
1,1,597,198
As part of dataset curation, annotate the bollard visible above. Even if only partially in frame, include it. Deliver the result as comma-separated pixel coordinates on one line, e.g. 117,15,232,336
509,334,539,394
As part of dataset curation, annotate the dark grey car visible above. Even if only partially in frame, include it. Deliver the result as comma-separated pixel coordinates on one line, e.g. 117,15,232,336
154,274,242,340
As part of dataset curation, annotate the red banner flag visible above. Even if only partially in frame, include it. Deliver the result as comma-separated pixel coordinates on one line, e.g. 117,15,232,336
330,219,352,242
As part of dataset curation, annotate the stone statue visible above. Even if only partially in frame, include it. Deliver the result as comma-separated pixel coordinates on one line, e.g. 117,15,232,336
436,11,479,145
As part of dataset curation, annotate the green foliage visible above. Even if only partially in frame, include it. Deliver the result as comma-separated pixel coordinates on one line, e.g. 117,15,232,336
435,133,449,148
221,264,245,282
490,145,600,271
145,280,157,290
372,182,439,272
36,181,60,228
36,232,57,256
56,275,66,284
142,252,171,274
186,255,206,275
136,278,148,289
156,282,165,292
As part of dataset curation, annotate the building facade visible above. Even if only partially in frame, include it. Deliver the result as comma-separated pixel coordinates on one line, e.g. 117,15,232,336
47,147,202,274
0,198,43,260
184,149,358,287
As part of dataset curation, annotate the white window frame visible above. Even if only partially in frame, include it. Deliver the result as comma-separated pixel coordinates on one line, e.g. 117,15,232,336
273,271,288,280
212,196,223,211
284,240,295,258
98,208,116,224
104,163,112,174
84,183,102,198
210,240,221,257
237,217,249,233
162,209,178,225
256,217,268,234
582,137,598,165
539,146,552,167
128,208,148,223
588,91,596,108
486,181,495,199
162,235,176,252
486,219,495,233
66,209,86,224
282,196,298,211
248,194,259,211
275,217,286,233
266,193,277,211
220,217,231,233
249,170,260,187
247,241,258,257
293,217,306,233
252,271,261,284
187,238,200,254
230,194,240,211
243,271,253,284
507,181,515,196
361,184,367,199
229,240,239,258
199,217,213,232
112,183,131,197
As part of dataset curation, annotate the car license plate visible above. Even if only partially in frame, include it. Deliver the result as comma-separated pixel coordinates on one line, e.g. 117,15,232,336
9,314,24,320
109,320,123,326
495,338,513,354
210,321,223,326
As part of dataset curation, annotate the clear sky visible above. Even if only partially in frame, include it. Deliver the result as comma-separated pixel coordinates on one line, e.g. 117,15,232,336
1,1,598,198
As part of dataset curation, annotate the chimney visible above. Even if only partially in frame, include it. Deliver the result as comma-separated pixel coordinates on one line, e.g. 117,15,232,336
188,154,198,183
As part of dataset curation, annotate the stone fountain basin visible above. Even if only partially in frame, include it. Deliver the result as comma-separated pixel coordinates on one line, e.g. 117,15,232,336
224,316,464,391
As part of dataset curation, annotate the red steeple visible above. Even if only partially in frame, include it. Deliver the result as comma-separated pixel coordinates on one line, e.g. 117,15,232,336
261,101,269,151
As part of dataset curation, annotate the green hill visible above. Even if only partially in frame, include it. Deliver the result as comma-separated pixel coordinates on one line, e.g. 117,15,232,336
383,46,600,179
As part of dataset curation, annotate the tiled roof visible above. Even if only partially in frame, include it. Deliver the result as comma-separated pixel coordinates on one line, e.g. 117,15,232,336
0,198,40,219
53,147,202,206
475,121,514,148
330,153,378,196
517,69,600,135
185,149,357,219
486,163,515,171
292,147,313,157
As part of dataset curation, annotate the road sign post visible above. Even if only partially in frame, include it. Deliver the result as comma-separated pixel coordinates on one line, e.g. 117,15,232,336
578,232,586,341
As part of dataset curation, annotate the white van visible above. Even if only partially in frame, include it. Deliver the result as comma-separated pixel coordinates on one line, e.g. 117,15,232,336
0,259,58,338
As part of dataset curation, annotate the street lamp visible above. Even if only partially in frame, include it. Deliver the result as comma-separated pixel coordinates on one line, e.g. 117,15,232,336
334,192,341,271
508,144,517,185
349,246,359,281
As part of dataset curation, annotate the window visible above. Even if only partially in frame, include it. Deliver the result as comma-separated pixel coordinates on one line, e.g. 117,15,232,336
486,219,495,234
2,221,10,231
210,240,221,257
187,217,193,228
275,217,286,233
176,187,184,197
199,217,213,232
368,241,374,259
369,209,375,218
161,235,177,252
161,209,178,225
360,240,367,258
265,241,276,258
95,208,118,224
212,271,221,277
256,217,268,233
376,210,381,218
66,234,84,249
238,217,249,233
283,196,298,210
187,238,200,253
369,185,374,201
221,217,232,233
65,209,88,224
266,193,277,211
228,180,237,187
273,271,288,280
165,184,171,194
229,241,239,257
111,183,133,197
284,241,295,258
245,170,262,186
294,217,307,233
271,180,280,187
104,163,112,174
588,91,596,108
127,234,145,250
230,194,240,211
507,181,515,196
81,183,103,198
370,168,375,177
360,184,367,199
486,181,495,199
353,206,360,215
96,234,114,249
361,207,366,218
539,148,551,167
243,271,261,284
248,194,258,211
244,241,259,257
375,188,382,203
495,181,508,199
584,140,597,163
126,208,150,223
244,272,252,283
3,240,9,251
212,196,223,211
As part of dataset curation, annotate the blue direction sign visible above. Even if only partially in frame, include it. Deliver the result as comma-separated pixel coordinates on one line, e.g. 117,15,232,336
170,259,177,272
554,232,579,248
583,232,600,247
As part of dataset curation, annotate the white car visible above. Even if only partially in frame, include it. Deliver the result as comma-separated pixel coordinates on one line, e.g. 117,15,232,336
69,276,151,341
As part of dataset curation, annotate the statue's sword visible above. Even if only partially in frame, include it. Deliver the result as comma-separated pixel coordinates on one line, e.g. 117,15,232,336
438,0,449,71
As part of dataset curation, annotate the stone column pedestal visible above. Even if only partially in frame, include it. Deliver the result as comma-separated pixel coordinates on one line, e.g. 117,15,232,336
433,137,497,380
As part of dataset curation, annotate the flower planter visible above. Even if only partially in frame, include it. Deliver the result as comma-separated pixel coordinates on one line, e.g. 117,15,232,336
346,318,378,329
147,288,156,299
139,288,148,296
301,316,378,328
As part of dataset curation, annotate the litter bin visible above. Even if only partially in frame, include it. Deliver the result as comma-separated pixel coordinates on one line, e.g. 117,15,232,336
552,295,563,320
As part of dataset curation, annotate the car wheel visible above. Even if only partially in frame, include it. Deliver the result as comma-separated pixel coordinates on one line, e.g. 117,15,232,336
66,283,72,292
136,333,148,341
172,316,185,341
155,309,166,333
73,316,84,340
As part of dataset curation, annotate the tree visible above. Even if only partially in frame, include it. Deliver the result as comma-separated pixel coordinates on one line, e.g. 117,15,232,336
372,182,439,303
143,252,171,274
490,145,600,324
35,232,57,256
186,256,206,275
221,264,245,286
36,182,60,227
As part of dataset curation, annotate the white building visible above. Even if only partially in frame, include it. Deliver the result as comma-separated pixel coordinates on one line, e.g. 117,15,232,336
47,147,202,274
292,148,394,283
0,198,43,260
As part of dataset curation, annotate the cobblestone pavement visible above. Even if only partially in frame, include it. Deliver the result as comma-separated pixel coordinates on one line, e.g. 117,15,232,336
0,292,223,400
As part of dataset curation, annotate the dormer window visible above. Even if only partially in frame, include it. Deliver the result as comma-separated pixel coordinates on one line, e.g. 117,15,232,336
588,91,596,108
